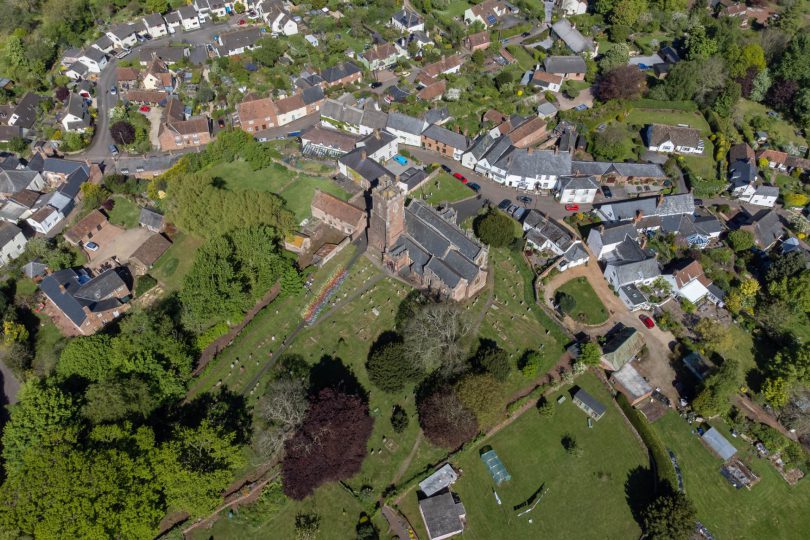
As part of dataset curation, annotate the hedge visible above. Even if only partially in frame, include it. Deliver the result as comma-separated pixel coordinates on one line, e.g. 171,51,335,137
629,99,698,112
616,394,678,488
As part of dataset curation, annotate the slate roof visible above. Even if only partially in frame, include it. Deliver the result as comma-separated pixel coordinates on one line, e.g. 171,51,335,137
218,28,263,53
596,194,694,222
93,35,113,50
551,19,595,53
419,492,465,540
754,185,779,198
525,213,575,252
537,101,558,118
752,210,783,248
139,207,164,230
392,8,422,29
421,54,465,79
423,107,450,125
321,99,363,125
422,124,468,150
407,200,484,262
0,222,22,246
339,148,393,184
143,13,166,28
573,388,607,415
559,175,599,192
570,160,666,177
67,62,89,76
543,55,587,74
0,170,39,194
140,46,187,64
419,464,458,497
302,125,360,153
495,148,573,177
563,242,589,263
320,61,362,84
23,259,47,279
729,160,756,184
398,167,428,191
39,268,129,327
82,47,107,63
387,112,428,136
599,223,639,245
606,257,660,285
10,93,42,129
464,133,499,161
620,284,648,308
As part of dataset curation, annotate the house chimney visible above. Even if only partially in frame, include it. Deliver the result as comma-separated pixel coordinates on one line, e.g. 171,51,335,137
634,210,644,223
374,129,380,139
527,147,533,154
657,193,665,206
599,224,605,233
361,149,367,160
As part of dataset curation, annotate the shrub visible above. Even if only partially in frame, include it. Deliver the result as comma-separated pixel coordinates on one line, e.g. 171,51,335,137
390,404,409,433
135,274,157,296
473,210,515,247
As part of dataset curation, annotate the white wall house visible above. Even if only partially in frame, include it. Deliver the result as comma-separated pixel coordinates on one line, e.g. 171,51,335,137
644,124,704,155
385,112,427,148
106,25,139,49
77,49,108,73
0,223,27,266
142,14,169,38
586,224,638,261
557,176,599,204
26,206,64,235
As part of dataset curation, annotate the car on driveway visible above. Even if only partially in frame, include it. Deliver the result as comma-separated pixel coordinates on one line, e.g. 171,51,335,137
468,182,481,192
507,204,518,215
497,199,511,210
517,195,532,204
639,314,655,329
602,186,612,198
393,155,408,165
694,198,704,206
85,242,99,252
370,81,383,89
108,144,119,156
574,104,589,111
139,105,151,113
238,19,246,25
564,203,580,211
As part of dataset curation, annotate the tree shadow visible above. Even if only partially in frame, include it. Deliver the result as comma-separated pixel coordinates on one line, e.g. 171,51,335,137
308,355,367,401
624,465,656,527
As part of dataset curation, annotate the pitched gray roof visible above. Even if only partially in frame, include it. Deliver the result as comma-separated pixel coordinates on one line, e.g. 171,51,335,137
82,47,107,62
753,210,783,248
11,93,42,129
465,134,498,161
596,194,694,222
139,207,164,229
754,185,779,198
218,27,263,52
419,464,458,497
0,222,22,246
551,20,595,53
559,175,599,192
408,200,483,261
570,160,666,178
544,55,587,74
418,492,465,540
143,13,166,27
0,170,39,194
424,107,450,125
563,242,589,263
422,124,468,150
607,257,660,285
598,223,639,246
496,148,572,177
573,389,606,416
321,61,361,84
39,268,129,327
387,112,428,135
338,148,393,184
392,8,422,28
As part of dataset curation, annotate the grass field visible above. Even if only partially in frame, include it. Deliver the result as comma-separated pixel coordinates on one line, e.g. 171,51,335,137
414,172,473,205
14,278,66,375
438,0,472,16
398,372,648,540
554,276,609,325
107,196,140,228
625,109,711,134
734,100,808,148
653,413,810,539
151,231,203,293
203,160,349,222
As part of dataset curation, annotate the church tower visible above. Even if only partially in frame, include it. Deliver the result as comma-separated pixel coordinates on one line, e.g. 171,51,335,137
368,175,405,256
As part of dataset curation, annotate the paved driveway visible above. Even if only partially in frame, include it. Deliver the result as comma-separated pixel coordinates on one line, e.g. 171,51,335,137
87,227,154,269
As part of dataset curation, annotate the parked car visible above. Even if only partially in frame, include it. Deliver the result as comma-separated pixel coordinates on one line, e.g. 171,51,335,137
602,186,612,198
521,31,531,37
694,198,704,206
574,104,589,111
393,155,408,165
108,144,119,156
110,86,117,95
468,182,481,192
513,207,527,221
497,199,511,210
370,81,383,89
507,204,518,215
238,19,246,25
139,105,151,113
517,195,532,204
564,203,580,211
639,314,655,329
85,242,99,252
441,164,451,173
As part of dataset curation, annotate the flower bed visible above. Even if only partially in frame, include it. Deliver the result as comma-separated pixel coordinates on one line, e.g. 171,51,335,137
302,267,348,325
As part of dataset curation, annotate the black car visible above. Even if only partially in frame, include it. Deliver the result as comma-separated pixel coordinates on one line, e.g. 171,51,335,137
497,199,511,210
468,182,481,192
517,195,532,204
694,198,704,206
602,186,612,198
441,164,452,173
521,31,531,37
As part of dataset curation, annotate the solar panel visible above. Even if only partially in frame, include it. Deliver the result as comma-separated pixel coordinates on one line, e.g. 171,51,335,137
486,15,497,25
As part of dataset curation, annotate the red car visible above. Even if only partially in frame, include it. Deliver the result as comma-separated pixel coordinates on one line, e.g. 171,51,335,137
453,172,463,179
564,203,580,211
139,105,151,113
238,19,246,25
639,314,655,329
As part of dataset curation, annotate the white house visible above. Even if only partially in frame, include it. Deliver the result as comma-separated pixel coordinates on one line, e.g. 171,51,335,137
668,260,712,305
142,13,169,38
586,223,639,261
737,184,778,208
385,112,428,147
64,62,89,81
558,0,588,15
106,23,139,49
61,94,91,133
522,210,589,271
644,124,704,155
194,0,232,19
0,223,27,266
170,6,202,31
258,0,298,35
464,0,509,27
557,176,599,204
476,145,572,191
604,258,660,289
391,9,424,33
356,130,398,163
26,205,64,235
215,27,263,56
77,48,108,74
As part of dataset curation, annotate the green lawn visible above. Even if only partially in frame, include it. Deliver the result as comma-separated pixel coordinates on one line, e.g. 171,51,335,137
438,0,472,16
399,372,648,540
151,231,203,293
554,276,609,325
505,45,536,71
203,160,349,222
413,172,473,205
625,109,712,134
654,413,810,539
107,195,141,229
14,278,66,376
734,100,808,148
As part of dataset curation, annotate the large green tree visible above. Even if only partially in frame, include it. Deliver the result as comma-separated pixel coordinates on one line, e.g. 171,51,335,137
641,489,697,540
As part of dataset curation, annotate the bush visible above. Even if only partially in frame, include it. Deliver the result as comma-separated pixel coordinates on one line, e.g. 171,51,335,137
390,405,409,433
473,342,511,381
519,350,543,378
366,337,422,393
556,291,576,314
727,230,754,252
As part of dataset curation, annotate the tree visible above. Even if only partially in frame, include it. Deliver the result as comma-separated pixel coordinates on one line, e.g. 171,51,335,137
282,388,373,500
712,81,741,118
598,44,630,73
403,302,470,374
641,489,697,540
694,319,732,352
578,342,602,366
520,350,543,378
145,0,169,13
110,120,135,145
776,33,810,86
80,182,109,210
56,334,113,382
609,0,647,26
255,378,308,460
750,68,772,102
596,65,646,101
455,373,503,418
727,230,754,252
366,338,422,393
561,434,582,456
82,376,155,423
471,49,485,66
684,25,717,60
762,377,790,408
473,210,515,247
417,386,478,449
766,251,806,282
590,125,630,160
390,404,409,433
767,79,799,112
783,192,810,208
556,291,577,314
473,342,511,381
692,359,740,417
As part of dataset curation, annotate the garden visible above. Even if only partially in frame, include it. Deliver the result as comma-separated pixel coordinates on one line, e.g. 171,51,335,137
414,172,473,205
553,276,609,325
